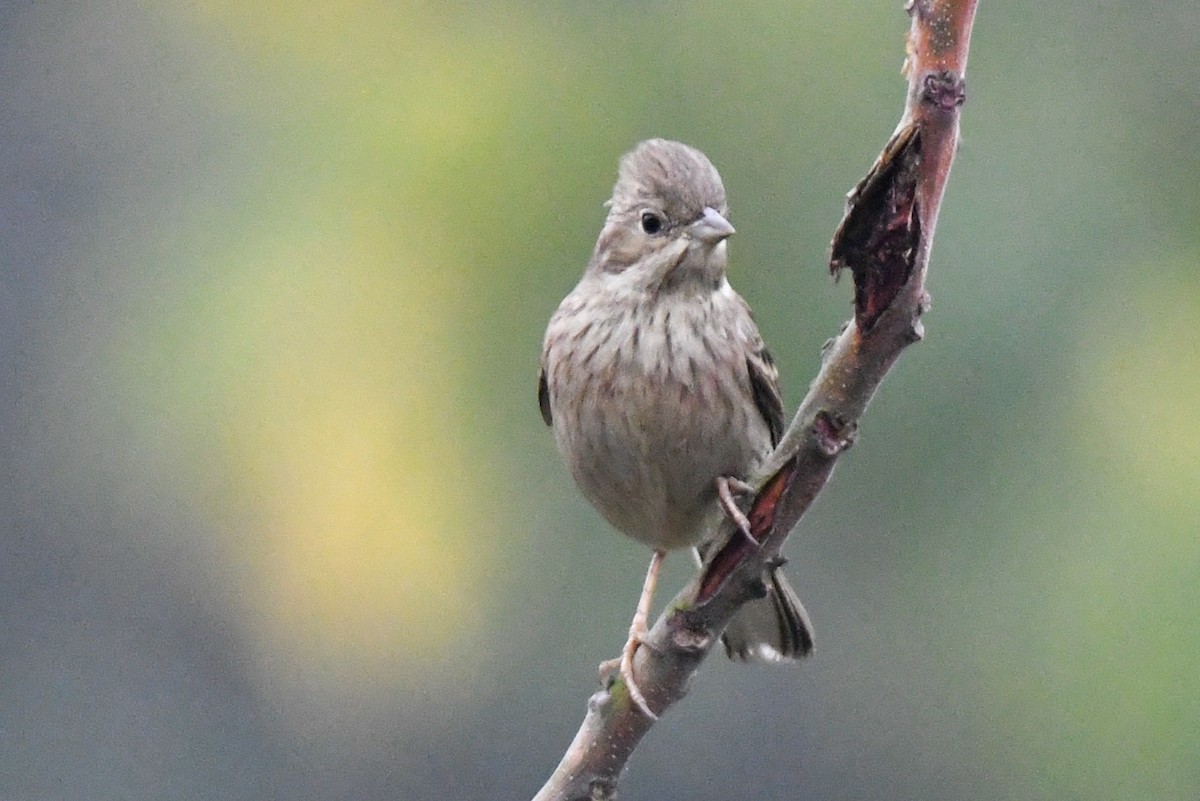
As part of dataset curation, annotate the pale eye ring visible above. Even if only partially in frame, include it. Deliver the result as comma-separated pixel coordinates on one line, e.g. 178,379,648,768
639,210,664,236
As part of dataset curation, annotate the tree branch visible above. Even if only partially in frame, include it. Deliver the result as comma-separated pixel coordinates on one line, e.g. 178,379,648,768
532,3,978,798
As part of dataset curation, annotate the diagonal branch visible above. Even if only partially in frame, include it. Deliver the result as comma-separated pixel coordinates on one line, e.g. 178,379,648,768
532,3,978,799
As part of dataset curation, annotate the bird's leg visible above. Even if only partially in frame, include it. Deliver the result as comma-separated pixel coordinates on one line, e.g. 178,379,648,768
600,549,664,720
717,475,758,545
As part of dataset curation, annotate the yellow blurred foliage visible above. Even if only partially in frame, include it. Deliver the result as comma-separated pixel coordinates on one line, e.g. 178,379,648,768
1083,269,1200,512
111,2,555,700
217,230,483,679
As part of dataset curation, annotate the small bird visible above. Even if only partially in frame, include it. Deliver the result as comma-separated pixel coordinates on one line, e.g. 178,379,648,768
538,139,814,717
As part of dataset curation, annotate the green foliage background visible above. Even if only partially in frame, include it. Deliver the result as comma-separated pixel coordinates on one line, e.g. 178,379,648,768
2,2,1197,799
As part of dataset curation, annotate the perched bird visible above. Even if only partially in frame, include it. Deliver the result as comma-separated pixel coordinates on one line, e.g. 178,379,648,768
538,139,814,718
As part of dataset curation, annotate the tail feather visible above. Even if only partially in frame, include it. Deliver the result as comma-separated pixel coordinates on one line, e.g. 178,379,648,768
720,567,815,662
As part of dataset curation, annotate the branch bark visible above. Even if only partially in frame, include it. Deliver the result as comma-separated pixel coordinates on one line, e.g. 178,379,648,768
532,3,977,798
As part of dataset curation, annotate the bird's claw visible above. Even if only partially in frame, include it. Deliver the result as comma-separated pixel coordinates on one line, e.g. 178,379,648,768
600,636,657,720
717,475,758,544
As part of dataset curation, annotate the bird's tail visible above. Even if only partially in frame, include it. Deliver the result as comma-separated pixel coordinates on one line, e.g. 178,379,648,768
718,562,815,662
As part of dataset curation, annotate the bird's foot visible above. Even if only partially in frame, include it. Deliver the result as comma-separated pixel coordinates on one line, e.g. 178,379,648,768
717,475,759,545
599,630,657,721
598,550,664,720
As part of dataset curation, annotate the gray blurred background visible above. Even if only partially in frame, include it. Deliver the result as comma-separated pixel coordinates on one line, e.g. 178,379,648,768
2,2,1198,799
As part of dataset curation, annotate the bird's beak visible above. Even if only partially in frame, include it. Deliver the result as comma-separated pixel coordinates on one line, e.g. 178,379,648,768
689,206,736,244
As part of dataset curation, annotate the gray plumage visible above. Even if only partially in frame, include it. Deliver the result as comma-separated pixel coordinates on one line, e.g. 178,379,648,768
540,139,813,662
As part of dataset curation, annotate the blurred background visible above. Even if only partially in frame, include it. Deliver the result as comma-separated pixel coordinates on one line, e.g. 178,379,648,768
2,2,1197,799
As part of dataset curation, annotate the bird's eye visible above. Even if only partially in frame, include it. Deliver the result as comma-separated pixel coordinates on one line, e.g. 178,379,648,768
640,211,664,235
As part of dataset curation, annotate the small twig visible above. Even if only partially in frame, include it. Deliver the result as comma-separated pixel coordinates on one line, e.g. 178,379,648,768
531,3,978,799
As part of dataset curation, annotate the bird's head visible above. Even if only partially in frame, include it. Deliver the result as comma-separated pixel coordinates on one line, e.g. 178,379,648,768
589,139,735,292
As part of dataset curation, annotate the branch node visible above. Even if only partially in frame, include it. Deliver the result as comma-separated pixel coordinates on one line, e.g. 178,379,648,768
670,625,712,654
587,778,617,801
921,70,966,112
745,575,770,600
587,689,610,713
906,320,925,344
813,411,857,457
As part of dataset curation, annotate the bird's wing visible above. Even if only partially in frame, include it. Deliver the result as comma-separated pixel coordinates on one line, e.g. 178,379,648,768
746,344,785,448
537,366,553,426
